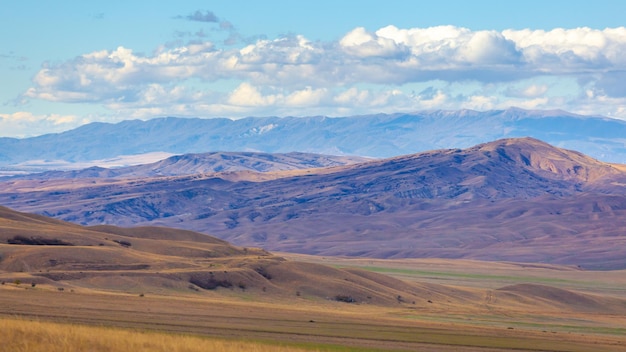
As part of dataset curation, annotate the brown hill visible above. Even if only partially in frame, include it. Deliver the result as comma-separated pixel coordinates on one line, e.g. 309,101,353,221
2,138,626,269
3,205,626,318
6,151,368,180
0,205,454,306
496,283,616,313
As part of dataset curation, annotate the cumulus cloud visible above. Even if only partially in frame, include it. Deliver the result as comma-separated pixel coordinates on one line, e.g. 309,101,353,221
340,27,410,59
17,25,626,121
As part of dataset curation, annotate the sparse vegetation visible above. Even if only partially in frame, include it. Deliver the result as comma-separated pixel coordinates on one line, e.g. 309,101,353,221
112,239,132,247
335,295,356,303
7,235,73,246
254,266,273,280
189,275,233,290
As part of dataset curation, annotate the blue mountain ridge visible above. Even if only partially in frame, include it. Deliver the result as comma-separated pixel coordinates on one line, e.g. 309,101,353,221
1,108,625,165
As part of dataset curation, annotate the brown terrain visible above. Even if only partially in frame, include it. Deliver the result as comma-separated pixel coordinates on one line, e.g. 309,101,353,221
7,151,368,179
1,205,626,351
1,137,626,269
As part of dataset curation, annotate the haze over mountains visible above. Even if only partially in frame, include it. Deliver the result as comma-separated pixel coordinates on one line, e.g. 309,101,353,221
3,137,626,269
2,108,626,174
5,152,368,180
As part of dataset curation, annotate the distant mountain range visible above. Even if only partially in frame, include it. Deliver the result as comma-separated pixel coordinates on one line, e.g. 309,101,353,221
4,152,368,180
3,137,626,269
2,108,626,172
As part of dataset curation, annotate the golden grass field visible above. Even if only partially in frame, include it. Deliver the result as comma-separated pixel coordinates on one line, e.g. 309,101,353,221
2,206,626,351
2,259,626,352
0,317,326,352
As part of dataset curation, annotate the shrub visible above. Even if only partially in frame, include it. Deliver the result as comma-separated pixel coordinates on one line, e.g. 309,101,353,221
7,236,73,246
189,276,232,290
254,266,272,280
113,239,132,247
335,295,356,303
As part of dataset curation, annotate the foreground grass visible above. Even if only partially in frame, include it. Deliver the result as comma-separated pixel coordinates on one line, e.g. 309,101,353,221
0,317,367,352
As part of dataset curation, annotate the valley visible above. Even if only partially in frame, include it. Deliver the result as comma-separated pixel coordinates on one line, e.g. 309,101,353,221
1,205,626,351
4,1,626,349
2,136,626,350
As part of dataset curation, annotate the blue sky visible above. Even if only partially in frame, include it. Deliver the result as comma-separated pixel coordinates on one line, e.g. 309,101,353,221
2,0,626,137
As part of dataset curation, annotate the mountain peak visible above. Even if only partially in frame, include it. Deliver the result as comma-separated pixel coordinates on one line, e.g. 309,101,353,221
471,137,616,182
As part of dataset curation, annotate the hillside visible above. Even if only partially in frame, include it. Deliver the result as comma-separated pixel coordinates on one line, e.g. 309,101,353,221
3,205,626,319
2,138,626,269
0,205,437,306
2,109,626,173
5,151,368,180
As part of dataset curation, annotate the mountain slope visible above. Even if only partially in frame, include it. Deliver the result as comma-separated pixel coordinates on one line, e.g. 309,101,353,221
0,205,446,306
2,138,626,268
7,151,368,180
2,108,626,169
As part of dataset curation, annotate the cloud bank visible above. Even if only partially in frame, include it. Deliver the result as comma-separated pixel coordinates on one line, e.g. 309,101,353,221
21,25,626,121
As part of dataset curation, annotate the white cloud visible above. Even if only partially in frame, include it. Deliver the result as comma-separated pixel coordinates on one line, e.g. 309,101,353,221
0,112,81,137
0,111,38,122
334,87,370,104
0,111,77,124
340,27,409,58
25,26,626,96
14,25,626,124
284,87,327,106
457,31,520,65
228,82,273,106
505,84,549,98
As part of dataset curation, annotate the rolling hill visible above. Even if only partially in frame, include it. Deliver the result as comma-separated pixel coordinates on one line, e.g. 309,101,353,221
2,137,626,269
0,205,435,306
4,151,368,180
3,204,626,319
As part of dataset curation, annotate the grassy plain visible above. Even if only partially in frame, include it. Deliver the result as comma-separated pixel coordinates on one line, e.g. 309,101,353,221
0,317,332,352
284,254,626,296
2,259,626,352
1,205,626,351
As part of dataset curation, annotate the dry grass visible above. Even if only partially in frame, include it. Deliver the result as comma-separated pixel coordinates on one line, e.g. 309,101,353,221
0,317,321,352
2,206,626,351
1,287,625,352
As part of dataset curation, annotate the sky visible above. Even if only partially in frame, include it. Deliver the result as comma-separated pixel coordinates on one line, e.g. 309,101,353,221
1,0,626,138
